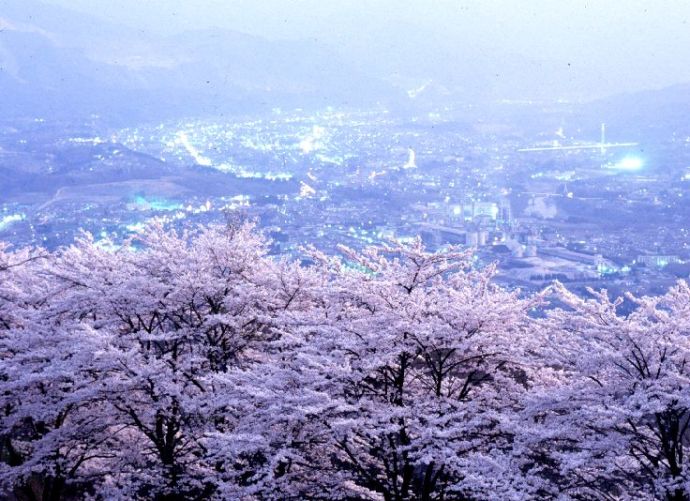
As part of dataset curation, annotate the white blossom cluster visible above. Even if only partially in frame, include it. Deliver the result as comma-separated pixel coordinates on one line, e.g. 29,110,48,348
1,225,689,500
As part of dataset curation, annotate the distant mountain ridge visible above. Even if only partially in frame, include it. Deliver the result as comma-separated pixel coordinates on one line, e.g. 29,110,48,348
2,1,690,124
0,2,397,122
577,83,690,142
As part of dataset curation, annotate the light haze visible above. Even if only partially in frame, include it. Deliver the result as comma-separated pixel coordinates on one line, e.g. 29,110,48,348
42,0,690,98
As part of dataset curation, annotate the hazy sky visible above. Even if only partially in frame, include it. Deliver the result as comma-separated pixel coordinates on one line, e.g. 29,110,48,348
39,0,690,97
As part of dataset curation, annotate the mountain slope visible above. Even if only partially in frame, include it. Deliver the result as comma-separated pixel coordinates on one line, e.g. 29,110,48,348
0,2,396,122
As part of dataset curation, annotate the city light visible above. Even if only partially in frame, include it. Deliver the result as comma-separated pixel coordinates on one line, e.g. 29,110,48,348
613,156,644,171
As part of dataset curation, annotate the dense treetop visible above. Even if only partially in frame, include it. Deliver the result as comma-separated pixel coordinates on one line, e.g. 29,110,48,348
1,224,689,500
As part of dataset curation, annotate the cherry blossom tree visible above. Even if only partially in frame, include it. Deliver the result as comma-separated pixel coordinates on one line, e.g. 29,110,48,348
1,243,116,500
523,281,690,501
6,222,690,500
1,223,287,499
216,239,542,500
0,243,46,331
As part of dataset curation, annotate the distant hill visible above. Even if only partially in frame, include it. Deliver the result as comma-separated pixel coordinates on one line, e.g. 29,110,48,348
0,2,397,123
2,1,690,125
571,83,690,142
590,84,690,138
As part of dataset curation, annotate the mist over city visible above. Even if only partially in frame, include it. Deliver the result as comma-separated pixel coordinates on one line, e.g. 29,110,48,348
2,2,690,500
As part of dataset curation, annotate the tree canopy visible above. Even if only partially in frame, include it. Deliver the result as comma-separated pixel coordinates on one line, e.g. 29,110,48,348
1,224,690,500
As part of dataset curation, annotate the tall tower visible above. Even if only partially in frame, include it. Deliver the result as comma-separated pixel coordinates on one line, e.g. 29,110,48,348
600,123,606,154
403,148,417,169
